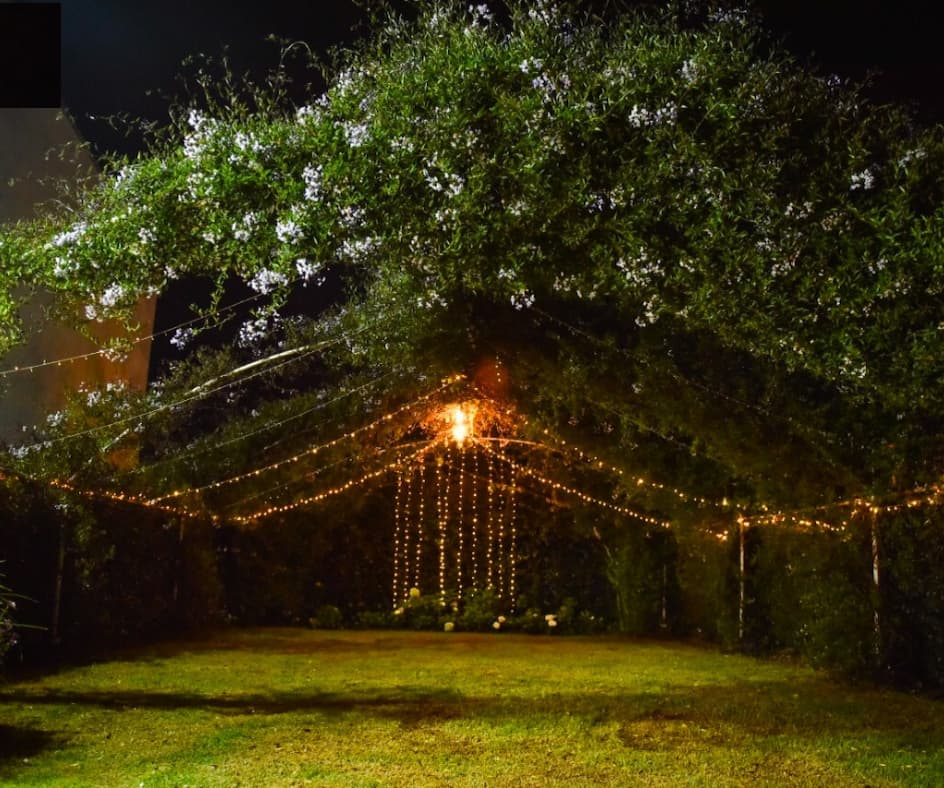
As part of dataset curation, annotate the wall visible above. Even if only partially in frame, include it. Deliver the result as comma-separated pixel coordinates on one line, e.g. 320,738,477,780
0,109,155,444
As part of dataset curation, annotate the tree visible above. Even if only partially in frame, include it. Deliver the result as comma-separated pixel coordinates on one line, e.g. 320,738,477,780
2,0,943,514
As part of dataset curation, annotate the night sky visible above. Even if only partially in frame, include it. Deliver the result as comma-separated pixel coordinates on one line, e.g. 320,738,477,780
42,0,944,155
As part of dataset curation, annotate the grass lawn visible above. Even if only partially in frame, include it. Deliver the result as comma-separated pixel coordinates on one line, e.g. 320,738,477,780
1,629,943,786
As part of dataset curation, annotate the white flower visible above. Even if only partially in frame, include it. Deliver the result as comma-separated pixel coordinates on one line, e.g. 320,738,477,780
709,7,748,26
233,131,262,153
424,168,444,192
850,167,876,191
628,102,677,128
248,269,289,294
519,58,543,75
275,219,303,244
187,109,207,131
510,291,535,310
339,235,377,261
99,283,125,308
303,164,323,201
469,3,493,24
237,314,280,347
339,205,365,229
628,105,651,127
84,304,99,321
86,389,102,407
492,621,501,630
296,104,320,123
232,212,260,242
342,120,370,148
897,148,926,168
46,411,65,427
295,258,323,284
138,227,156,245
52,256,73,277
51,221,87,248
170,327,195,350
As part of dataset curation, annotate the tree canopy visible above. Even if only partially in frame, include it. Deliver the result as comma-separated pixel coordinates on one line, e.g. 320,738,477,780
2,0,944,518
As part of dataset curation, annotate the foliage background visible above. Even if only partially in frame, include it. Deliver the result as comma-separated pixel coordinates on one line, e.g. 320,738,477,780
1,0,943,688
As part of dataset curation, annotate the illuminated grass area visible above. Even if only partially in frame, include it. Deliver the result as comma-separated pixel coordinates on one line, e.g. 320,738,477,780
1,629,943,786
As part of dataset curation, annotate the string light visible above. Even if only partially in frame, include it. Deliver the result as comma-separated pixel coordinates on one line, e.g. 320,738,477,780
437,444,450,602
46,477,203,520
392,467,404,605
456,441,466,600
230,440,439,523
146,374,465,504
486,449,495,589
470,392,743,511
471,445,480,588
402,455,416,602
129,367,400,479
0,287,278,379
508,464,518,610
414,449,426,592
496,457,507,599
478,440,670,527
19,341,329,454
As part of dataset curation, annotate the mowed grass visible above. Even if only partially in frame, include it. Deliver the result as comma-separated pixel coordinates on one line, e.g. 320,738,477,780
2,630,943,786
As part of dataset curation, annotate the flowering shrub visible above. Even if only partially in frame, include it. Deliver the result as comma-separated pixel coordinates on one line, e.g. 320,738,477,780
0,0,942,426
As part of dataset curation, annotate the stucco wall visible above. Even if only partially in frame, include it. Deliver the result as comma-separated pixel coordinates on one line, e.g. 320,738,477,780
0,109,155,445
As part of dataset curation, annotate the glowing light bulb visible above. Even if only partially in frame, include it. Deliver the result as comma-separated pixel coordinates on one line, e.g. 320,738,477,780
449,404,474,444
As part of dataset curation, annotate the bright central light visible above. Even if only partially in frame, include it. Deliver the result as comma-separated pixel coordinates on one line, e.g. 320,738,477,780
449,404,472,444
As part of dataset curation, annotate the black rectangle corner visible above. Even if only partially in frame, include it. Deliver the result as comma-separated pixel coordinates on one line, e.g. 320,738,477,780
0,3,62,108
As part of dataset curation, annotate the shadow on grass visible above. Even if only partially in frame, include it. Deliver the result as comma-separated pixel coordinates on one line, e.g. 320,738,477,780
0,725,63,776
2,678,943,749
97,628,635,665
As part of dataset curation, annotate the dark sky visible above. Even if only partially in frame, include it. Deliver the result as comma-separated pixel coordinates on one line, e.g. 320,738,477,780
45,0,943,157
60,0,365,156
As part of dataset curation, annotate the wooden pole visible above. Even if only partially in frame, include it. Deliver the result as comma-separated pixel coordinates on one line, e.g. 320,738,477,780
738,517,746,642
172,515,185,606
870,508,881,662
660,562,668,630
50,517,65,646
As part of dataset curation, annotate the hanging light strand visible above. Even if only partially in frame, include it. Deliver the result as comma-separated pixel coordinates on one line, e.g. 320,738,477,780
508,464,518,610
402,458,415,602
438,444,451,602
392,468,404,605
129,368,401,478
486,449,496,589
46,477,203,520
145,374,465,504
478,441,670,528
414,450,426,592
470,445,480,588
230,439,439,523
496,456,506,599
469,392,743,511
0,286,281,379
18,341,331,455
456,442,466,600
